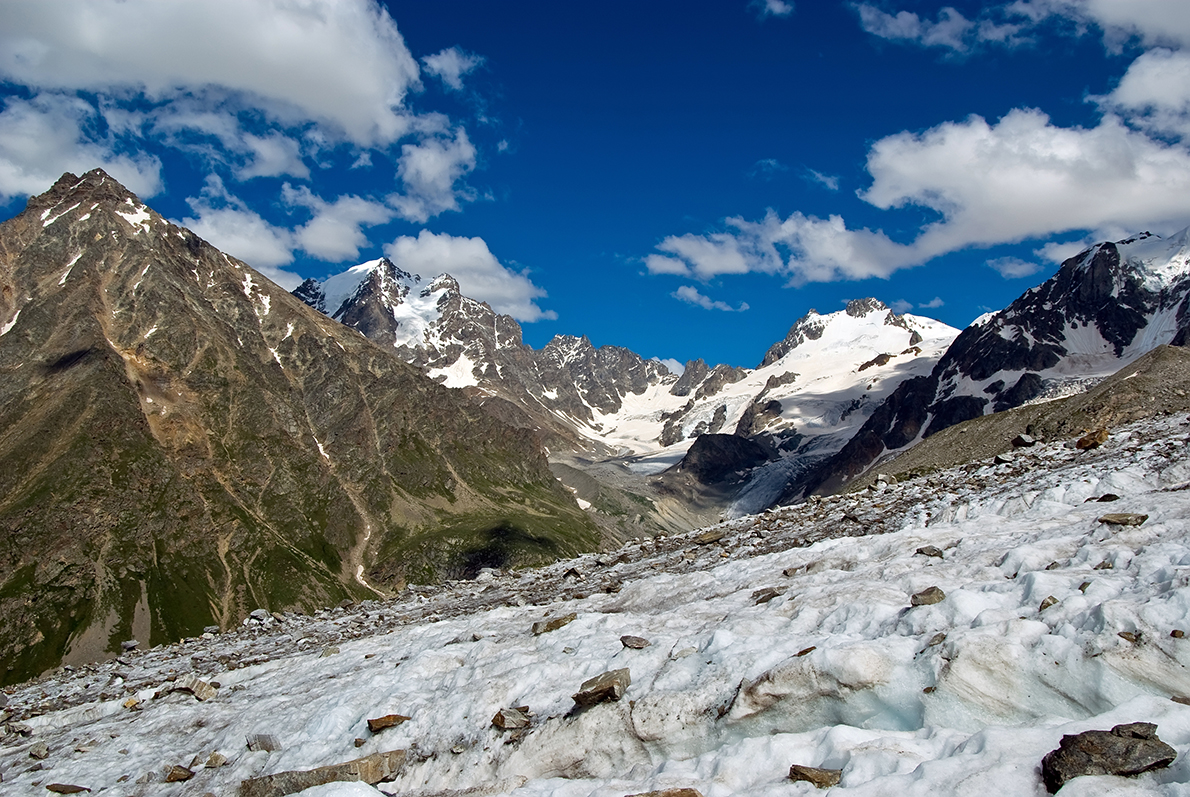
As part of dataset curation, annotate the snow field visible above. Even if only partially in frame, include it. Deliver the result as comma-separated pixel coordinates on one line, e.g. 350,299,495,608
3,417,1190,795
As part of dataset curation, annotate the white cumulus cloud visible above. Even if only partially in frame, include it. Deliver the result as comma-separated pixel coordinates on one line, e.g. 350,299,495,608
0,93,161,201
1099,48,1190,142
862,108,1190,254
0,0,422,147
390,128,478,223
649,109,1190,287
384,230,555,322
856,5,977,51
282,184,393,263
180,176,300,287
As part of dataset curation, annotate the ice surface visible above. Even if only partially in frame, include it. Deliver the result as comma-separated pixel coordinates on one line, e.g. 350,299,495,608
6,414,1190,796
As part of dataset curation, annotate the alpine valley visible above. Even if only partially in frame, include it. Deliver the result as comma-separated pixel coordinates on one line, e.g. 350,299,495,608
3,169,1190,686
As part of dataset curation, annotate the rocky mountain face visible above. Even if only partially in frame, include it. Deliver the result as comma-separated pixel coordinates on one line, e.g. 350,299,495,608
294,260,677,453
0,170,597,685
297,263,960,522
655,300,957,517
799,230,1190,498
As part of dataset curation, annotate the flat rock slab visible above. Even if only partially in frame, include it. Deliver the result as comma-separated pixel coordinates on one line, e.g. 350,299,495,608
46,786,91,794
625,790,705,797
693,529,726,545
247,734,282,752
915,545,944,559
492,707,531,729
165,765,194,782
789,764,842,788
751,587,786,604
367,714,411,733
1098,513,1148,526
239,749,406,797
173,673,218,701
621,635,651,649
532,613,576,635
1041,722,1176,794
911,586,946,606
573,668,631,707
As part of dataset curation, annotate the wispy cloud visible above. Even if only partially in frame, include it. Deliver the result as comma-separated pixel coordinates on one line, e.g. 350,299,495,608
890,297,944,313
805,168,840,191
422,47,485,91
751,0,794,20
748,158,789,180
987,256,1042,278
673,285,750,312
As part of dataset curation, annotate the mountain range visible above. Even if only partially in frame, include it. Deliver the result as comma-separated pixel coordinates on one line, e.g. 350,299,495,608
294,265,959,521
295,225,1190,517
2,168,1189,683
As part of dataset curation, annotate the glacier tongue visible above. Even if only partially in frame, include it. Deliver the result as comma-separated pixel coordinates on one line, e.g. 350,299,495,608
4,412,1190,796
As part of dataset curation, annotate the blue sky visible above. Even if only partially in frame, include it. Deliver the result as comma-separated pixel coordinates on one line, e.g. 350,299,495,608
2,1,1189,368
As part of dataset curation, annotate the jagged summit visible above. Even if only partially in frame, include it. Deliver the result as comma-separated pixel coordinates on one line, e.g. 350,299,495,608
798,225,1190,499
760,298,947,368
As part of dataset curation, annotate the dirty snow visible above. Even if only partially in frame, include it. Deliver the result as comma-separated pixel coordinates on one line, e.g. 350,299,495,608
5,413,1190,796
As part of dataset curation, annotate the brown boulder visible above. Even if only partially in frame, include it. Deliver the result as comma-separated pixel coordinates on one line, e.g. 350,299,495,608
572,668,631,707
789,764,842,788
911,586,945,606
366,714,410,733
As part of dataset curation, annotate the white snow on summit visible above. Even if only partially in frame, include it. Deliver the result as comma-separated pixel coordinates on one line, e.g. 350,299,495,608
1113,227,1190,293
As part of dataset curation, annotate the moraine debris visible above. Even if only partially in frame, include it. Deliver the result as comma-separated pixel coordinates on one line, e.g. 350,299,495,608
788,764,843,788
532,613,576,635
1098,513,1148,526
1076,428,1110,450
246,734,282,752
693,529,726,545
172,673,218,701
165,765,194,782
238,749,406,797
911,586,946,606
572,668,630,707
366,714,411,733
492,707,531,730
751,586,786,604
1041,722,1175,793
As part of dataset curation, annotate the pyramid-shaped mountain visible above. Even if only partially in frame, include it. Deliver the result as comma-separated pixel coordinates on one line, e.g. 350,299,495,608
0,170,597,684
